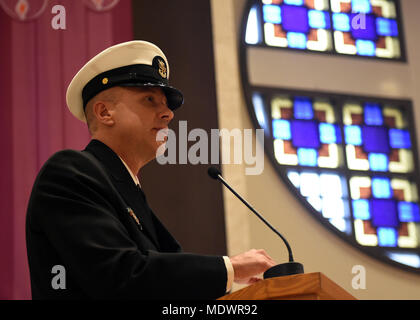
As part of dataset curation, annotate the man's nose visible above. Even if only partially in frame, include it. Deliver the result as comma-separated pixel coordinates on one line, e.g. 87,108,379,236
160,102,174,123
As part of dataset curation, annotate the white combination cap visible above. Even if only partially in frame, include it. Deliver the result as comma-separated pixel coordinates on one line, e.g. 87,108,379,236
66,40,184,122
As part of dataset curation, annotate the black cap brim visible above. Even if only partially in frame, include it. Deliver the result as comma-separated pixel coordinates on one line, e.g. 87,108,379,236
82,64,184,111
119,83,184,111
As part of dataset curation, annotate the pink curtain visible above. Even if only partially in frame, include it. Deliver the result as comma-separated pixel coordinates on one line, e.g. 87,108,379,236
0,0,133,299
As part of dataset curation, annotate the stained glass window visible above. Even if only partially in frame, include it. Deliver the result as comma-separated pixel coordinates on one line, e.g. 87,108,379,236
343,102,414,173
351,176,420,248
246,0,404,60
251,89,420,271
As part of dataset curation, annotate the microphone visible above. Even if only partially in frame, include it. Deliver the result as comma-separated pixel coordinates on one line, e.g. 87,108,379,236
207,166,304,278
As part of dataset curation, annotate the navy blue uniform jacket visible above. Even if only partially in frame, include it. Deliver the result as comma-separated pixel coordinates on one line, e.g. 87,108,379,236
26,139,227,299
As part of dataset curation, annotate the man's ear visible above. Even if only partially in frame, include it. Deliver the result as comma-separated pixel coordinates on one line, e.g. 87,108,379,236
93,101,115,127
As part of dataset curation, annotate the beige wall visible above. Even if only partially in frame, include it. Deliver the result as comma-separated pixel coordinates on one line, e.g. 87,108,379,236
211,0,420,299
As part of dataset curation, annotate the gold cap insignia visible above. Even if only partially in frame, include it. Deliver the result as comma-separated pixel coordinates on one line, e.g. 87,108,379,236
153,56,168,79
158,59,167,79
102,77,109,85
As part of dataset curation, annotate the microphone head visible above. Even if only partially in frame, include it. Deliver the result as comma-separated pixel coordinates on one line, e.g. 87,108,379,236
207,166,221,180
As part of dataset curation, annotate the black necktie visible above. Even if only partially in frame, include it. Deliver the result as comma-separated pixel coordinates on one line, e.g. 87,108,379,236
136,184,146,201
135,185,158,242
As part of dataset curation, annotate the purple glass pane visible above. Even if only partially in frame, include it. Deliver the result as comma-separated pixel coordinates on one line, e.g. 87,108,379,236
281,5,309,33
350,13,377,41
370,199,399,228
362,126,390,153
291,120,320,148
335,125,342,143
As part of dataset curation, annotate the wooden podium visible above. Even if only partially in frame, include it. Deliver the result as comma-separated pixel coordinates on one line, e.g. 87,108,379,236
218,272,356,300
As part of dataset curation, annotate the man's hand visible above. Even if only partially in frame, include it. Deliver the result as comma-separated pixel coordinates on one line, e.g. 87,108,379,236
229,249,276,285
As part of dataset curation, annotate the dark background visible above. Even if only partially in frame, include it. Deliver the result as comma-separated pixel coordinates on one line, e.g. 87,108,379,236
132,0,227,255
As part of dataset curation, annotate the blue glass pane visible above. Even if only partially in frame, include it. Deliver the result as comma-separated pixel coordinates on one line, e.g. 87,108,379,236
364,103,383,125
351,0,371,13
308,10,330,29
345,125,362,145
389,129,411,149
372,177,392,198
351,14,377,41
368,153,388,171
291,120,320,148
297,148,318,166
319,123,337,144
273,119,291,140
282,5,309,33
377,227,398,247
333,13,350,32
294,98,313,119
398,202,420,223
284,0,304,5
263,5,282,24
371,199,398,227
356,39,375,56
362,126,390,153
287,32,307,49
353,199,370,220
376,18,399,37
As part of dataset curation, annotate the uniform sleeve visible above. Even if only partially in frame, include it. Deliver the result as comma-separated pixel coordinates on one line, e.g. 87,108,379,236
29,150,227,299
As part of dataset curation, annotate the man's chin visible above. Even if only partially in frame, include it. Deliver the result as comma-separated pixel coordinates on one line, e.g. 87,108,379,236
155,141,167,158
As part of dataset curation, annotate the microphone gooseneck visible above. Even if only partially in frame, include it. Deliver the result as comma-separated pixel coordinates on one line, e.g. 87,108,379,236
207,166,304,278
208,167,294,262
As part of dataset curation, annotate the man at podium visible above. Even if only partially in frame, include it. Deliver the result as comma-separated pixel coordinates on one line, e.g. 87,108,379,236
25,40,276,300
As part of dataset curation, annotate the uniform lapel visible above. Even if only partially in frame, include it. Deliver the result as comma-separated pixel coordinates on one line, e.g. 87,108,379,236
84,139,160,249
113,180,159,246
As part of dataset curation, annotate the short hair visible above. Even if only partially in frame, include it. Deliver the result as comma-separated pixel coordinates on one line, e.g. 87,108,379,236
84,87,123,135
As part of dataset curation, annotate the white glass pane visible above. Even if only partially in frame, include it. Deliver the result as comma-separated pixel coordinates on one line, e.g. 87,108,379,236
300,172,320,197
320,173,343,197
329,218,348,232
287,171,300,188
252,93,268,132
246,6,260,45
386,252,420,268
307,196,322,212
322,197,345,219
